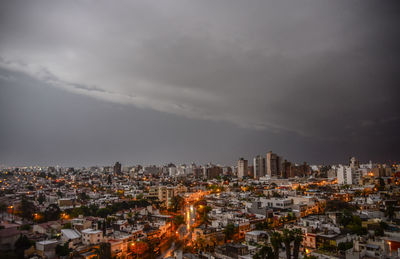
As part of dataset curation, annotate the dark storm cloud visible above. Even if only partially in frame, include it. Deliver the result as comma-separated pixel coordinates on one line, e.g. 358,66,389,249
0,0,399,166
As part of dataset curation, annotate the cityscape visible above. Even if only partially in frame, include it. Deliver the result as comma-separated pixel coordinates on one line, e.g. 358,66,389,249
1,1,400,259
0,155,399,259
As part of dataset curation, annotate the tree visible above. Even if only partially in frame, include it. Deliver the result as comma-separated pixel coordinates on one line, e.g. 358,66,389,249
170,195,184,212
0,202,7,220
224,223,236,241
56,242,71,257
173,215,185,228
93,242,111,259
385,204,395,221
63,222,72,229
338,241,353,251
56,190,63,198
78,192,90,202
270,231,283,259
254,245,274,259
292,229,303,259
326,200,355,212
282,229,293,259
14,235,32,259
18,196,36,221
44,204,61,221
37,193,46,205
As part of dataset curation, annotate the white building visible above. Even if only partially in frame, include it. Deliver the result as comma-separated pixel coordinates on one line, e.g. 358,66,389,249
260,197,293,209
61,229,81,248
253,155,266,179
237,158,248,179
337,165,361,185
81,229,103,245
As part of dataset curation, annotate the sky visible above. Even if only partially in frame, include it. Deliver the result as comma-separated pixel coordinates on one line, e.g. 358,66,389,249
0,0,399,167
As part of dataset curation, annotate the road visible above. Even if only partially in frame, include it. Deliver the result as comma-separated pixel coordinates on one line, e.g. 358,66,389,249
158,191,208,258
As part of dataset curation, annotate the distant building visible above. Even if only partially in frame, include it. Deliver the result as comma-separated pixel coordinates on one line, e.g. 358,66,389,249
253,155,266,179
113,162,122,175
337,165,361,185
266,151,281,178
204,165,222,179
237,158,248,179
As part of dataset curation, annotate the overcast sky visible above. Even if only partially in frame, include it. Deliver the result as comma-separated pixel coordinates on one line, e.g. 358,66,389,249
1,0,399,167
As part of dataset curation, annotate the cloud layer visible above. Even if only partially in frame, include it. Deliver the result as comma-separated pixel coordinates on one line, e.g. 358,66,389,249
0,0,399,165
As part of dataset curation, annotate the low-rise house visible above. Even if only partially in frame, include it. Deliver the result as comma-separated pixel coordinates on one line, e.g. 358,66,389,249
245,230,268,244
81,228,103,245
61,229,81,248
0,227,21,250
33,221,62,237
36,239,58,259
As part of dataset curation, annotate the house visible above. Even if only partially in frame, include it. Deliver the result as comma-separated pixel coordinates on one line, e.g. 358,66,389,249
303,233,317,249
36,239,58,259
245,230,268,244
61,229,81,248
215,243,249,259
33,221,62,237
0,227,21,250
72,217,92,232
81,229,103,245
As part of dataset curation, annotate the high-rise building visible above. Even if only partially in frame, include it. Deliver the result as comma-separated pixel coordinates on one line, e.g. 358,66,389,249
266,151,281,178
281,160,292,178
253,155,266,179
113,162,121,175
237,158,248,179
337,165,360,185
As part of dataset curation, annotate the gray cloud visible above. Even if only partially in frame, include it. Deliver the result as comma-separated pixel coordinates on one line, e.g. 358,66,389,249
0,0,399,166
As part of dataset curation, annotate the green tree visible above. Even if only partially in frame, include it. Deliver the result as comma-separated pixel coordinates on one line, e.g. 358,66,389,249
385,204,395,220
224,223,236,241
338,242,353,251
282,229,293,259
14,235,32,259
44,204,61,221
270,231,283,259
78,192,90,202
37,193,46,205
254,245,274,259
292,229,303,259
93,242,111,259
0,202,7,220
63,222,72,229
173,215,185,228
18,196,35,221
170,195,184,212
56,242,71,257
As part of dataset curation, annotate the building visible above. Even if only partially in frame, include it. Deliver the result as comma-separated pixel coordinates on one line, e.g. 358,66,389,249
81,229,103,245
253,155,266,179
245,230,268,243
113,162,122,175
36,240,58,259
266,151,281,178
61,229,81,248
204,165,223,179
238,158,248,179
158,186,175,208
337,165,360,185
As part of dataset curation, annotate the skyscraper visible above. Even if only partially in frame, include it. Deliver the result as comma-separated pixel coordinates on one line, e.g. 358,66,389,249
113,161,122,175
253,155,266,179
237,158,248,179
266,151,281,178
